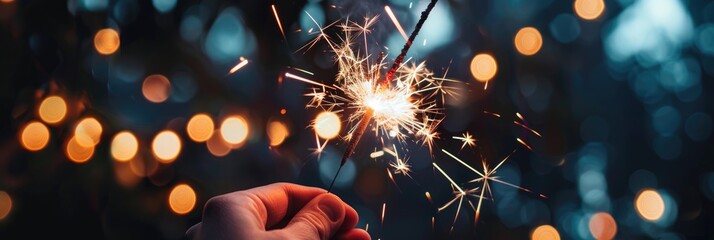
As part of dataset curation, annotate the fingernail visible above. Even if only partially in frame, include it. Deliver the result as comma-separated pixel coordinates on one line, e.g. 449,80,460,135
318,195,342,222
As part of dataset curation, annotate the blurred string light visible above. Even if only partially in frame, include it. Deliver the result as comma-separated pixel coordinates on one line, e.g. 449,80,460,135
588,212,617,240
574,0,605,21
604,0,693,65
220,116,249,146
206,129,231,157
142,74,171,103
634,189,665,222
38,96,67,124
267,120,289,147
168,184,196,215
205,7,256,65
531,224,560,240
470,53,498,86
66,136,95,163
152,130,182,163
0,191,12,221
74,117,103,147
111,131,139,162
514,27,543,56
152,0,176,13
0,191,11,220
549,14,581,43
313,111,341,140
19,121,50,151
186,114,214,142
93,28,120,55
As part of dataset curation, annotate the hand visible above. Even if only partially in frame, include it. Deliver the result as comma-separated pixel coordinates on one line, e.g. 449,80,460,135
185,182,370,240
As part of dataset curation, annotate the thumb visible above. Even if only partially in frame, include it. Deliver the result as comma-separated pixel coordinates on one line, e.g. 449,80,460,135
275,193,346,240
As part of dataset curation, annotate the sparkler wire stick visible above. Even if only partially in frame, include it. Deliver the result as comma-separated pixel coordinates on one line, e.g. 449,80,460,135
328,0,439,192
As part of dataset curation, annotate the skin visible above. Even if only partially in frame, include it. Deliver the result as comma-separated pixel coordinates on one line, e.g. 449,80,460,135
186,182,371,240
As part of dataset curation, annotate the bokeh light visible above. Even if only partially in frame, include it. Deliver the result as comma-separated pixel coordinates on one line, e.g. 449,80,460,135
19,121,50,151
74,117,103,147
111,131,138,162
267,120,289,146
94,28,120,55
635,189,665,222
142,74,171,103
66,136,95,163
38,96,67,124
574,0,605,21
168,184,196,215
470,53,497,82
152,130,182,163
589,212,617,240
0,191,11,220
313,111,341,139
515,27,543,56
186,114,214,142
206,129,231,157
220,116,249,145
531,224,560,240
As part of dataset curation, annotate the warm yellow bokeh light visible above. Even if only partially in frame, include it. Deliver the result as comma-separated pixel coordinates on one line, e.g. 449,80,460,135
574,0,605,20
206,129,231,157
20,121,50,151
220,116,249,145
168,184,196,215
142,74,171,103
1,0,15,3
186,114,214,142
589,212,617,240
635,189,665,221
38,96,67,124
314,111,341,139
74,117,103,147
66,136,94,163
470,53,498,82
94,28,120,55
515,27,543,56
111,131,138,162
267,121,289,146
0,191,11,220
531,225,560,240
152,130,182,163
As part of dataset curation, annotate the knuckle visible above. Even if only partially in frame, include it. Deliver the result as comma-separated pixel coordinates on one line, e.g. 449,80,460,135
293,211,330,240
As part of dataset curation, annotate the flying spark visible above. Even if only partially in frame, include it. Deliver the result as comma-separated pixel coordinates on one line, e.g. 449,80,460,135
228,57,249,74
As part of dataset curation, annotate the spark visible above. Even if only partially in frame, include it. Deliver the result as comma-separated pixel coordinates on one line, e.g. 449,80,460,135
284,72,336,90
513,120,542,137
381,203,387,225
385,6,408,41
441,149,544,225
370,150,385,158
452,132,476,149
271,5,286,40
516,137,532,151
425,191,433,203
432,162,479,232
228,57,249,74
483,111,501,118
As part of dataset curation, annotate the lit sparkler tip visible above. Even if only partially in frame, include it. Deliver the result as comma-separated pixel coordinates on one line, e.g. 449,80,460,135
228,57,249,74
516,137,533,151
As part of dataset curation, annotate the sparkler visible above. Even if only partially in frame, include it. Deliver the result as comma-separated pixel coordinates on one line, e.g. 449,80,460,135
282,0,446,192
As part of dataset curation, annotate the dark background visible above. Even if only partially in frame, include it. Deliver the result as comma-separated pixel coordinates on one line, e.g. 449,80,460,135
1,0,713,239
